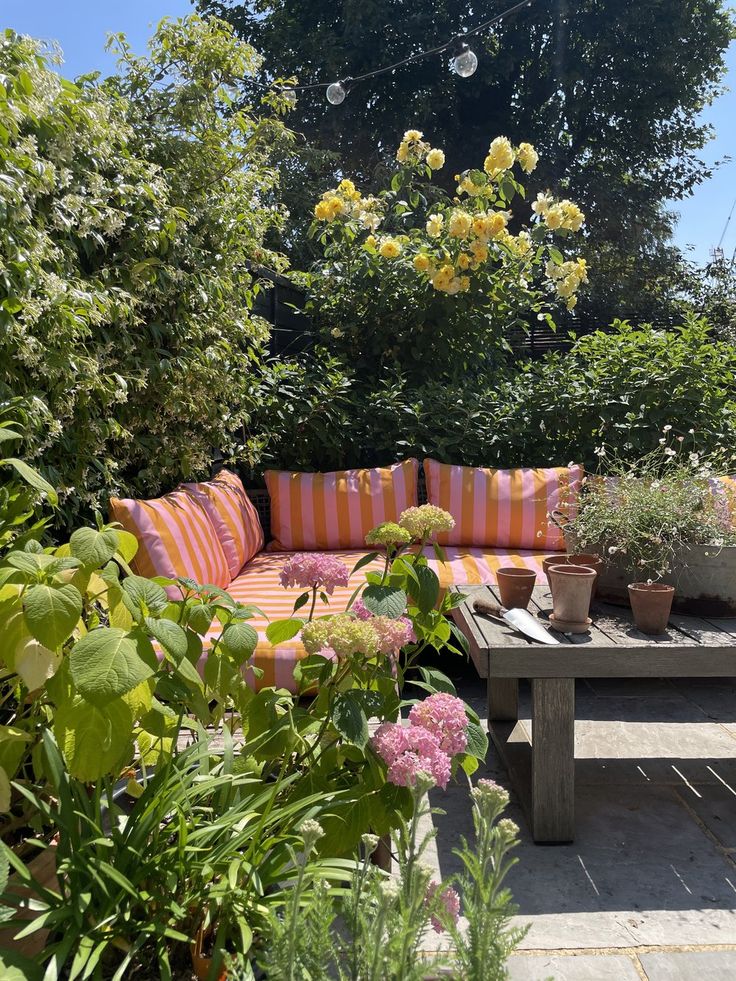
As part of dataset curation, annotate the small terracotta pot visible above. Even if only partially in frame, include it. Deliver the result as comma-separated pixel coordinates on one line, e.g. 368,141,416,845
497,567,536,609
628,582,675,635
566,553,603,599
191,924,227,981
549,565,596,626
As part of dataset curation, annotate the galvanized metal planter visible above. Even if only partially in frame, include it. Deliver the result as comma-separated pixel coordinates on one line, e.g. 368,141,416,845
564,531,736,617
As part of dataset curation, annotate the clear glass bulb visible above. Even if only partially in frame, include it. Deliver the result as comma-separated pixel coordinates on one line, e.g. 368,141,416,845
452,45,478,78
282,88,297,108
326,81,347,105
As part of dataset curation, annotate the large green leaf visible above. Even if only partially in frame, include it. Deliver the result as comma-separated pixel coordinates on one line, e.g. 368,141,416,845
465,719,489,763
220,622,258,665
331,691,369,748
145,617,188,660
408,564,440,614
266,617,303,646
361,584,407,619
69,628,154,705
69,527,119,569
122,575,169,616
23,582,82,649
54,695,133,781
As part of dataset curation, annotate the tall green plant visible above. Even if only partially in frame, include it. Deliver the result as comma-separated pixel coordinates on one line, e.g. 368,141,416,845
0,19,292,528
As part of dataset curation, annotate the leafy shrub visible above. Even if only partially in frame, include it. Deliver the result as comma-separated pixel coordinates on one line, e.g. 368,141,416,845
251,318,736,474
0,19,290,528
298,132,586,386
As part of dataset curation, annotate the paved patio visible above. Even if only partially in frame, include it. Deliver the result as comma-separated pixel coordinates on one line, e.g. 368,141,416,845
421,663,736,979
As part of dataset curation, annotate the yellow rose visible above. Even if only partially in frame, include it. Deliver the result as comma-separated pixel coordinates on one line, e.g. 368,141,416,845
426,213,444,237
379,238,402,259
404,129,423,142
431,264,455,291
314,200,331,220
470,240,488,263
414,253,432,273
328,197,346,218
486,212,508,239
517,142,539,174
364,235,378,249
484,136,515,176
448,210,473,238
426,148,445,170
396,141,410,163
531,192,553,217
457,253,471,270
458,276,471,292
544,205,564,230
556,276,577,298
514,230,533,255
337,178,359,199
560,200,585,231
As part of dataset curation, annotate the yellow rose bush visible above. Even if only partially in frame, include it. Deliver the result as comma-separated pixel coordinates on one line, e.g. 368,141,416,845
301,130,587,383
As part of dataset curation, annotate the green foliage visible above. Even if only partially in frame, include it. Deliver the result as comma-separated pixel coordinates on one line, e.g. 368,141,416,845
0,19,291,528
299,139,585,385
1,733,356,978
200,0,735,323
566,438,736,579
250,318,736,474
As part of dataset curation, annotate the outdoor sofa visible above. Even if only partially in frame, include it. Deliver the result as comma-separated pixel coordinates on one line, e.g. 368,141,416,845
110,459,583,691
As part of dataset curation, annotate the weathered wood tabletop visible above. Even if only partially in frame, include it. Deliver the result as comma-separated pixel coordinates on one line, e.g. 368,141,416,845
450,584,736,844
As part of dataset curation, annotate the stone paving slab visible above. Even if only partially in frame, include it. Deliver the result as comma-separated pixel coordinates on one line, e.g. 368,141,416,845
639,949,736,980
507,952,641,980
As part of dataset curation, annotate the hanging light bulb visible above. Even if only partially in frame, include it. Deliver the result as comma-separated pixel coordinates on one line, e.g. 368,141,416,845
326,79,348,105
452,42,478,78
281,88,297,108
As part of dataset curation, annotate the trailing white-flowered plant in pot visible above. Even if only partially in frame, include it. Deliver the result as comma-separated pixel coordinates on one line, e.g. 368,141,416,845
559,433,736,615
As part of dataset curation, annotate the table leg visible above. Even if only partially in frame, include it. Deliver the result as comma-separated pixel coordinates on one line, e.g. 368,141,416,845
487,677,519,724
531,677,575,843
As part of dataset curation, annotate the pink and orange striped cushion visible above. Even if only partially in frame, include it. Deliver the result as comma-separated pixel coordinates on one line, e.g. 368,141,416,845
264,459,419,550
110,489,231,588
423,458,583,550
183,469,264,577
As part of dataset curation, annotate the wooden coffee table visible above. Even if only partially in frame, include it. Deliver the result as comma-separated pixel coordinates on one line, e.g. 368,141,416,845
451,584,736,844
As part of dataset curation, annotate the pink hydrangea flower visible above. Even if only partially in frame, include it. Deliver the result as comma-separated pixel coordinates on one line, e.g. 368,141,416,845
279,553,350,595
372,722,451,789
426,881,461,933
353,598,416,650
409,693,468,757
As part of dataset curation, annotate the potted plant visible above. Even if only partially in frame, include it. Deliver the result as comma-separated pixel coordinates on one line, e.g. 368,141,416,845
559,435,736,615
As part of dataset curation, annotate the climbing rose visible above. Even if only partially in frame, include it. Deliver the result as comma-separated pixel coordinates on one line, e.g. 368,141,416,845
372,722,451,789
301,615,379,659
426,880,461,933
399,504,455,540
279,553,349,595
409,692,469,756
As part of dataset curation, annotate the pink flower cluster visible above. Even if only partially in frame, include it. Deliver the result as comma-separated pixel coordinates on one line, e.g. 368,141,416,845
408,693,468,757
372,693,469,790
372,722,452,789
426,880,461,933
352,598,416,653
279,553,350,595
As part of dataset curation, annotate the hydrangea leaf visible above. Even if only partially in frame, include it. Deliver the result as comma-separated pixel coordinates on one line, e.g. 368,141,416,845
54,695,133,782
69,627,154,706
22,583,82,650
69,527,119,569
361,584,407,619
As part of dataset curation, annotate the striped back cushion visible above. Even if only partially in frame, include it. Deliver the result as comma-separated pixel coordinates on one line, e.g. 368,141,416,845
264,459,419,550
183,470,264,576
110,489,231,588
423,459,583,550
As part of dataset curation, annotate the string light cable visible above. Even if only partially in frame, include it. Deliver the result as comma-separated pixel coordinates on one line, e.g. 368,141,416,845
267,0,540,105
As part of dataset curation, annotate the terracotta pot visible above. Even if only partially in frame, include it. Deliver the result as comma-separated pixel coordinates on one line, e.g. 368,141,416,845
628,582,675,635
191,923,227,981
543,555,564,594
549,565,596,627
496,567,536,609
565,553,603,599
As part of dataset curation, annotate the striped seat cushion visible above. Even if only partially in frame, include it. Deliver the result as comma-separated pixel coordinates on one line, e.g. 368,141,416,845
183,470,264,577
110,489,231,589
206,545,547,692
424,458,583,550
264,459,419,550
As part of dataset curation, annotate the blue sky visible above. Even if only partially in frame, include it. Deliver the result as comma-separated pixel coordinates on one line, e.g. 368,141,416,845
6,0,735,264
